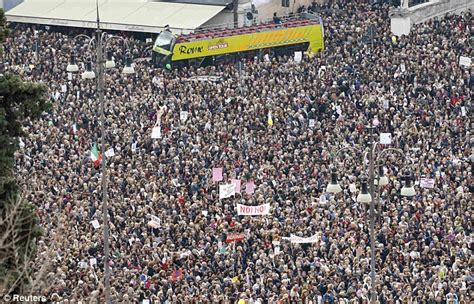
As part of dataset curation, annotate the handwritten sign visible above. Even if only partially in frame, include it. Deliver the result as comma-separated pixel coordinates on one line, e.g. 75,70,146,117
91,220,100,229
459,56,471,67
420,178,435,189
219,183,236,199
105,148,115,158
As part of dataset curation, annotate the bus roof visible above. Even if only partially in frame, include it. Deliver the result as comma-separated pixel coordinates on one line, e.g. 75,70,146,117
175,12,322,43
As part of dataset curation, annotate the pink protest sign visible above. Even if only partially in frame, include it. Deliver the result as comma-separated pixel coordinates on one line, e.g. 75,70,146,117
245,181,255,194
212,167,223,182
231,179,241,193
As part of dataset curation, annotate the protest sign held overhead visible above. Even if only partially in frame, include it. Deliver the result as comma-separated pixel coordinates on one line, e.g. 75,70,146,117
212,167,223,182
105,148,115,158
219,183,236,199
225,233,245,243
7,8,472,302
420,178,435,189
180,111,189,123
459,55,471,67
237,203,270,216
151,126,161,139
380,133,392,145
294,51,302,63
231,179,241,193
245,181,256,194
91,220,100,229
282,233,320,244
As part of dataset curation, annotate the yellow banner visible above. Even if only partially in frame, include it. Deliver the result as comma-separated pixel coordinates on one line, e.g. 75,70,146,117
172,24,324,61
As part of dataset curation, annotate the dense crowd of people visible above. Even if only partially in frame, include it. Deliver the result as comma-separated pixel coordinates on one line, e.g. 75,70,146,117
5,1,472,303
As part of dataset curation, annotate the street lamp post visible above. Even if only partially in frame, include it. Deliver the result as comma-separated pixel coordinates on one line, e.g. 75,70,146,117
66,9,134,304
326,126,416,303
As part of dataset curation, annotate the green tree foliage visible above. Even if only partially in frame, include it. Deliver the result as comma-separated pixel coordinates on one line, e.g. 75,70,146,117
0,8,48,294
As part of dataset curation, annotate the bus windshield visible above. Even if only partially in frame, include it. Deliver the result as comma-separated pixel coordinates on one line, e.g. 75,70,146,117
154,31,174,48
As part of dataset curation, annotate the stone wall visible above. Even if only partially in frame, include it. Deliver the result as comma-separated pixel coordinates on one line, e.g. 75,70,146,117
410,0,473,24
390,0,473,36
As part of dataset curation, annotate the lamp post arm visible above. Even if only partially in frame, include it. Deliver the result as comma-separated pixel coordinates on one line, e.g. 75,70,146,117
71,34,97,53
375,148,406,167
72,34,93,43
103,35,131,49
332,146,364,168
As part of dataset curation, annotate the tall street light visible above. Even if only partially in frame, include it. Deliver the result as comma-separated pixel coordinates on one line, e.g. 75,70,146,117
325,126,416,303
66,3,135,303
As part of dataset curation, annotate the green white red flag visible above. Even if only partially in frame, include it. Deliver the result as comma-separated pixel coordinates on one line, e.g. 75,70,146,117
90,143,102,166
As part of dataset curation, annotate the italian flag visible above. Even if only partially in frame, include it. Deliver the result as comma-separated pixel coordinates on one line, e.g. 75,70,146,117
90,143,102,167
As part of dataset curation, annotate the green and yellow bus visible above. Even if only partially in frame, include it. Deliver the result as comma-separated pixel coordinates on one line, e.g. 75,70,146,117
153,12,324,68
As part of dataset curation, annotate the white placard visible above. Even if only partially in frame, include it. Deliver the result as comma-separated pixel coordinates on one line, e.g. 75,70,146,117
90,258,97,266
219,183,236,199
309,119,315,128
283,233,320,244
459,56,471,67
105,148,115,158
318,66,326,78
202,210,208,216
420,178,435,189
180,111,189,123
91,220,100,229
380,133,392,145
274,246,281,255
294,51,302,63
148,215,160,228
150,215,160,223
349,184,357,193
400,63,406,73
151,126,161,139
461,106,466,116
79,261,88,268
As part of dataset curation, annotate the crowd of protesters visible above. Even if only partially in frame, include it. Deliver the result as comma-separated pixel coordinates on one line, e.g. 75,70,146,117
5,1,472,303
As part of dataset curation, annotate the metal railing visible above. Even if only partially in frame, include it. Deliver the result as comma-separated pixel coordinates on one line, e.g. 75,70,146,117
190,12,322,35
